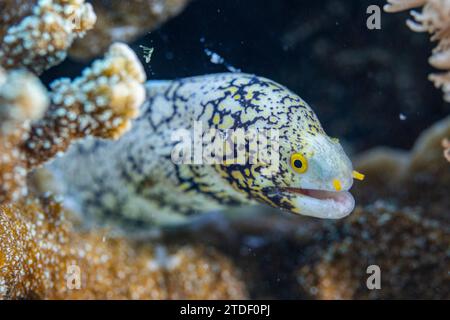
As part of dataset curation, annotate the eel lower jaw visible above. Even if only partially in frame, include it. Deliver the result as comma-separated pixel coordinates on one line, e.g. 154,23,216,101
278,187,355,219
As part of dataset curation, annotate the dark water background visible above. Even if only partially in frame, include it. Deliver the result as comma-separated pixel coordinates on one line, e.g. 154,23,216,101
42,0,448,153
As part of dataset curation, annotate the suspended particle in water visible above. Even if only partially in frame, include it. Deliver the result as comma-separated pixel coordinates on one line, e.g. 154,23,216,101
139,45,154,64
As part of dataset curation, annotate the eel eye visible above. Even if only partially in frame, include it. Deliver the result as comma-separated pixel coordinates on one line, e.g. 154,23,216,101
290,153,308,174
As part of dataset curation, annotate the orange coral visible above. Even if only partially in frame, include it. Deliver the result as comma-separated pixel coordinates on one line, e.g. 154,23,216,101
0,0,96,74
0,198,247,299
70,0,191,60
0,0,251,302
384,0,426,12
353,116,450,223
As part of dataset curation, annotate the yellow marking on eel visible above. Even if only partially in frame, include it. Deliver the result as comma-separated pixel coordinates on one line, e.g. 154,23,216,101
227,86,238,95
231,171,250,188
352,170,365,181
245,91,254,100
331,137,340,144
333,179,342,192
179,183,191,191
213,114,221,125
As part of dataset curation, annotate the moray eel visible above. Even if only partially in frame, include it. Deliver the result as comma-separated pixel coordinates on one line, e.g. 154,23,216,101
49,73,360,228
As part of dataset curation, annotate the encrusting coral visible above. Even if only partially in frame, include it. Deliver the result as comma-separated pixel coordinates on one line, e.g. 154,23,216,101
296,203,449,299
353,116,450,223
0,197,247,299
0,0,96,74
69,0,192,60
385,0,450,102
0,42,146,203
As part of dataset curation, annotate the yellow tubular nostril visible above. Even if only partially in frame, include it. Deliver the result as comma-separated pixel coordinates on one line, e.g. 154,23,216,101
332,179,342,192
352,170,365,181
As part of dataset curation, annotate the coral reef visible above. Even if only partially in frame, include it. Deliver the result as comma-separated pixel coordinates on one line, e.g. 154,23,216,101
0,0,447,300
69,0,192,60
295,117,450,299
162,245,248,299
0,0,96,74
296,203,449,299
0,67,49,203
385,0,450,101
297,117,449,299
23,42,146,167
0,42,146,203
0,197,247,299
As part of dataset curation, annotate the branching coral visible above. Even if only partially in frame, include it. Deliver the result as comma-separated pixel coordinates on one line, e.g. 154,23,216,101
0,0,446,301
0,0,96,74
69,0,192,60
385,0,450,101
0,42,146,203
384,0,426,12
0,197,247,299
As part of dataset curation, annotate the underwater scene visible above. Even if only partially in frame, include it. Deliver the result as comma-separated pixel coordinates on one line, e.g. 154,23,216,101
0,0,449,301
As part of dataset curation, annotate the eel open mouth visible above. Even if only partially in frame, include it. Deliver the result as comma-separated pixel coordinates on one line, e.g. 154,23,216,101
283,187,351,203
277,187,355,219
